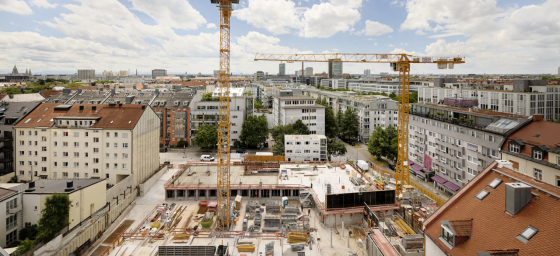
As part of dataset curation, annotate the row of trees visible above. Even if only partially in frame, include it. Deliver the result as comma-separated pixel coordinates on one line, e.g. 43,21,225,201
315,98,359,139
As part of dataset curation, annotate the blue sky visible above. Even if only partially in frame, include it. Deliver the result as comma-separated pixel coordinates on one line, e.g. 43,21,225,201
0,0,558,75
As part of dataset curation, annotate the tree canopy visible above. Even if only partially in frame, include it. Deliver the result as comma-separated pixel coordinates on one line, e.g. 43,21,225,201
2,87,22,95
292,119,310,135
270,121,310,156
240,115,268,148
336,109,344,135
327,138,347,155
368,126,388,160
193,124,218,148
36,193,72,243
341,108,359,139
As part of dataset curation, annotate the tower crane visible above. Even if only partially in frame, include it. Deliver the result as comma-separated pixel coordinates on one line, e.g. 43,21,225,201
210,0,239,231
254,53,464,195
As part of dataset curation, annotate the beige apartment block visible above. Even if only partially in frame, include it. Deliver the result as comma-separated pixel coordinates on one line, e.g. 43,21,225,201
14,103,160,187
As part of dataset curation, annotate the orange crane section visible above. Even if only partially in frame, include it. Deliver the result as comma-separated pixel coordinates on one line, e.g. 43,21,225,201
254,53,464,195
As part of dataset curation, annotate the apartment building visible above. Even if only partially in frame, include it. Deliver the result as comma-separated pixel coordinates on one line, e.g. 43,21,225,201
409,103,529,194
0,102,40,182
189,91,253,145
320,79,348,89
500,115,560,187
272,90,326,135
424,160,560,255
22,179,106,230
77,69,95,80
284,134,327,161
348,80,420,95
0,187,22,248
14,103,160,187
418,79,560,120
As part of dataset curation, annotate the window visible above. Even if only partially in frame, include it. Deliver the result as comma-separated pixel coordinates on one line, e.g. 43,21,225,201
440,225,454,248
123,143,129,149
53,162,57,167
62,172,68,177
509,143,520,153
63,162,68,167
533,168,542,180
106,173,109,179
93,158,99,163
85,132,89,137
106,132,110,137
106,143,109,148
63,132,68,137
42,146,47,152
122,164,128,169
41,136,47,141
488,178,503,189
74,152,80,158
41,157,47,162
63,152,68,157
113,153,118,159
114,132,118,138
19,131,24,136
517,226,539,243
122,153,128,159
63,142,68,147
106,163,109,169
6,214,17,230
53,131,57,137
105,153,109,159
85,142,88,148
42,167,47,172
73,162,79,168
74,172,79,177
74,142,79,147
93,148,99,153
19,151,24,156
93,137,99,143
114,143,118,148
533,150,542,160
85,152,89,158
53,141,57,147
19,141,24,146
114,163,118,169
475,189,490,201
486,148,498,158
93,168,99,174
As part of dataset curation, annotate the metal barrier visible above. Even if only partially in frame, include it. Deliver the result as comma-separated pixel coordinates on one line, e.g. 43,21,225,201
409,180,445,206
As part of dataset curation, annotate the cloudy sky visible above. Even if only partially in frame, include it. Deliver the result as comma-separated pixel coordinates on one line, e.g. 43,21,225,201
0,0,558,75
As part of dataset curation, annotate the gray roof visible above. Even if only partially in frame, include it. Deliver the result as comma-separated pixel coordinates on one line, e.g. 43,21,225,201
0,187,17,201
0,102,40,126
23,179,105,194
283,103,326,109
277,95,316,100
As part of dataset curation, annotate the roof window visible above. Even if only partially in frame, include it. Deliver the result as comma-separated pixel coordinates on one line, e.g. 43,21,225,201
534,134,540,137
517,225,538,243
475,189,490,201
488,178,503,189
24,118,32,124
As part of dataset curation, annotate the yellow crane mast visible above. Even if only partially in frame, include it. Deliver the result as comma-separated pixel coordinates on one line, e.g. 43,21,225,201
211,0,238,231
254,53,464,195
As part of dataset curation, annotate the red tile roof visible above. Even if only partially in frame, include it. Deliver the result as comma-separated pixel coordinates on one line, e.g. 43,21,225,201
14,103,147,129
424,161,560,255
503,120,560,151
449,220,472,237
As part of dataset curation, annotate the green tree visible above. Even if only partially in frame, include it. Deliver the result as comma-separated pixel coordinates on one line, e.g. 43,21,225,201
342,108,359,139
409,91,418,103
292,119,310,135
388,92,398,101
19,224,38,241
36,193,72,243
327,138,347,155
272,141,285,156
193,124,218,148
385,125,398,160
368,126,389,160
2,87,22,95
28,84,52,93
335,110,344,135
15,238,35,254
38,79,46,85
246,91,252,96
254,99,264,110
201,92,215,101
240,115,268,148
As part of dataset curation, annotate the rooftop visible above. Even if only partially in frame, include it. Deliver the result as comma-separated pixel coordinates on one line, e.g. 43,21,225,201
0,102,40,125
0,187,17,201
414,103,528,119
424,161,560,255
23,179,105,194
14,103,149,129
284,134,327,140
503,118,560,151
0,93,45,102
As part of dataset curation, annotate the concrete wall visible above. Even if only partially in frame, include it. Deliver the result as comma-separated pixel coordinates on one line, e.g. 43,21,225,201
324,212,363,227
23,194,42,226
132,107,160,187
68,180,106,229
106,174,134,206
139,165,167,196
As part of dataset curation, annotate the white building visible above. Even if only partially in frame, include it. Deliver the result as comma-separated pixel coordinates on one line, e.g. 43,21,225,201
0,186,22,248
272,90,326,135
348,80,420,95
320,79,348,90
190,93,253,145
305,67,313,77
417,79,560,120
284,134,327,161
14,103,160,187
211,87,246,97
364,69,371,76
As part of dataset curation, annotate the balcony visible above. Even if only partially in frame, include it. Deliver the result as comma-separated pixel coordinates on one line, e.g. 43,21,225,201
8,204,22,215
409,110,489,131
0,157,12,163
0,136,13,142
0,146,13,152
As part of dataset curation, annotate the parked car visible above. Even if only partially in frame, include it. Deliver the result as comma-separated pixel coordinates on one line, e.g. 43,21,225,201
388,164,396,171
236,148,246,153
200,155,215,161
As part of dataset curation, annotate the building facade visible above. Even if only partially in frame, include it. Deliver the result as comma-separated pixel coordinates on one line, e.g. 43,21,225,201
408,103,529,194
77,69,95,80
279,63,285,76
284,134,327,161
328,59,342,78
500,115,560,187
0,187,22,248
348,80,420,95
272,91,326,135
14,103,160,187
152,69,167,79
305,67,313,77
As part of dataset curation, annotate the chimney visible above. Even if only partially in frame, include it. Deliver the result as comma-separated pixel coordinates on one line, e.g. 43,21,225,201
92,106,97,111
532,114,544,122
79,105,84,111
119,103,122,107
505,183,532,215
62,88,71,95
496,160,513,169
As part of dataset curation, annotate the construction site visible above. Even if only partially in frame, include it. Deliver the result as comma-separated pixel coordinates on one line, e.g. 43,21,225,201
89,159,441,256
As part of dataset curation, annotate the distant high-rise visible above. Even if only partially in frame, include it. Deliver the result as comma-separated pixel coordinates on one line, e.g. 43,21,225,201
558,66,560,77
213,70,221,78
364,69,371,76
77,69,95,80
279,63,285,76
328,59,343,78
305,67,313,77
152,69,167,79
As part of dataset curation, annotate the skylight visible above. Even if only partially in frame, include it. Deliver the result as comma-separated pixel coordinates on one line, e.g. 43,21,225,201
488,178,503,189
517,226,538,243
475,189,490,201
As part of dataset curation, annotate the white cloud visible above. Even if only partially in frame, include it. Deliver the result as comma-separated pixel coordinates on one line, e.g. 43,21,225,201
30,0,57,9
207,23,217,29
362,20,393,36
234,0,362,38
129,0,205,29
0,0,33,14
300,2,361,38
233,0,304,35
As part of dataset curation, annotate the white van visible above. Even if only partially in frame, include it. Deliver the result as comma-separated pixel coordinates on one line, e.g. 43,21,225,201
200,155,215,161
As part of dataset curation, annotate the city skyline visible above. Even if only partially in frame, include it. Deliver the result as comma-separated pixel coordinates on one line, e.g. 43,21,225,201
0,0,558,75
